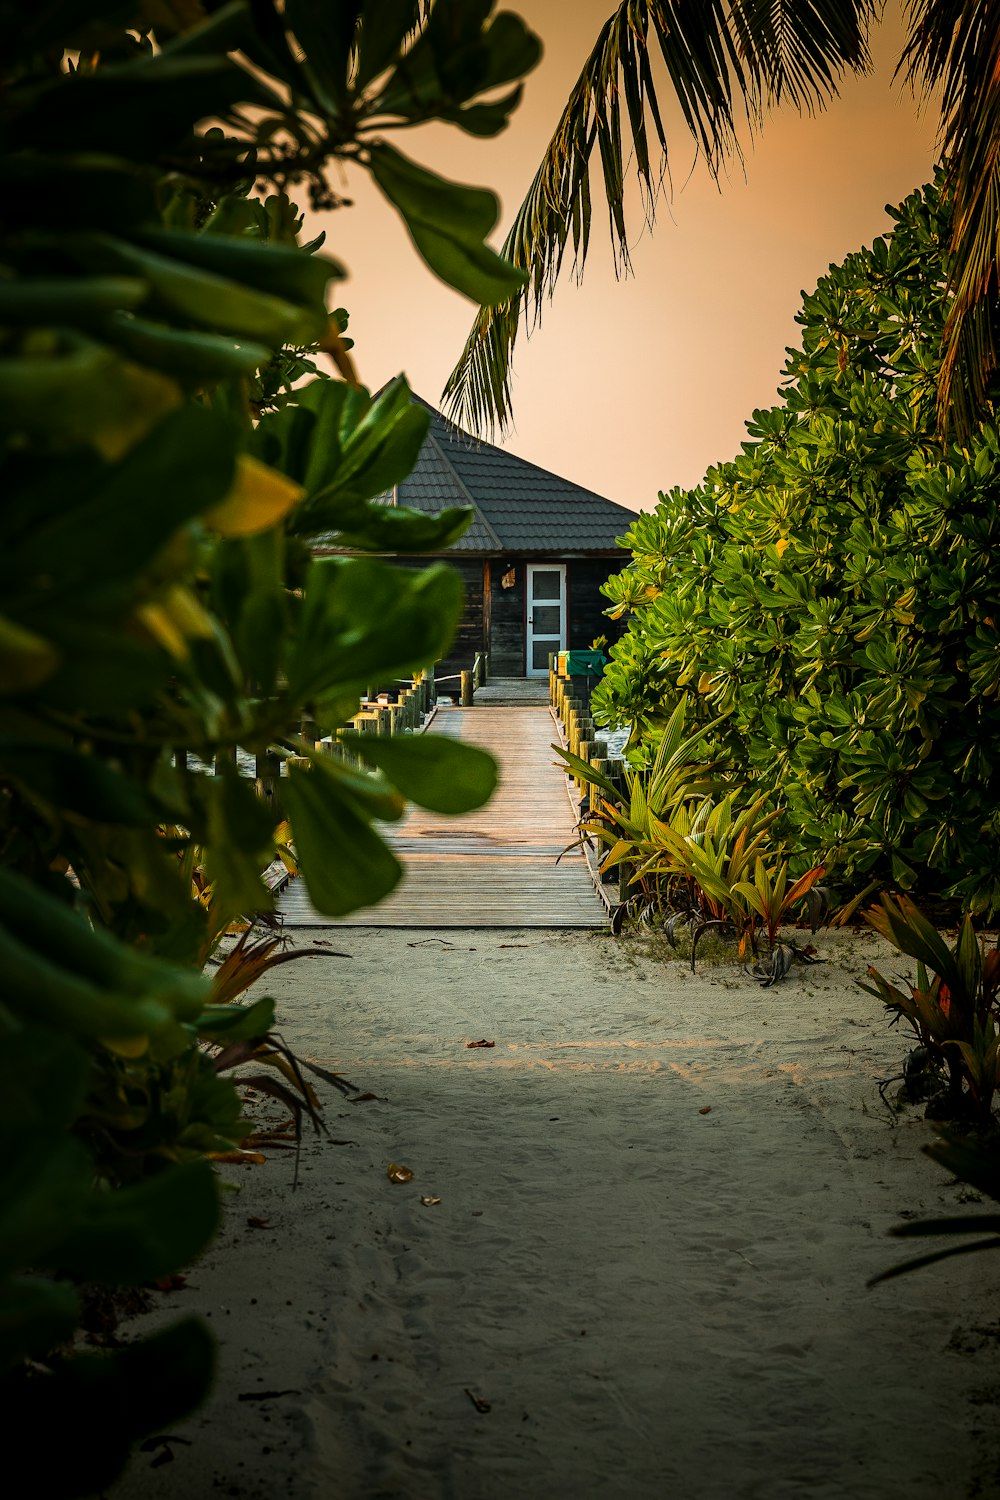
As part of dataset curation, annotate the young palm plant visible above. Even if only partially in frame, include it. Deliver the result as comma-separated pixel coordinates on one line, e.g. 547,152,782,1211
860,893,1000,1125
731,859,829,985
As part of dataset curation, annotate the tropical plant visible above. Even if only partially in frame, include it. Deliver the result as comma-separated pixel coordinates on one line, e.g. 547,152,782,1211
556,697,719,907
560,702,822,975
859,894,1000,1125
445,0,1000,439
589,176,1000,914
1,2,538,1490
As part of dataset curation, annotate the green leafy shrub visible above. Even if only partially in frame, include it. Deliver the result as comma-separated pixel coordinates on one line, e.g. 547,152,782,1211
1,1,538,1489
595,173,1000,912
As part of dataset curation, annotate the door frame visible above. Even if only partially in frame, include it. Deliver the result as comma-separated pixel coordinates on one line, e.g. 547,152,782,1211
525,563,567,677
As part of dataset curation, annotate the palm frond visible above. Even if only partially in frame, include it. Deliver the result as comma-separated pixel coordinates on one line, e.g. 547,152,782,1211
443,0,875,437
900,0,1000,433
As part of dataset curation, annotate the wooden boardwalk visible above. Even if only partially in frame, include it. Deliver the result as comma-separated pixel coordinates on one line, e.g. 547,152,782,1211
278,705,607,928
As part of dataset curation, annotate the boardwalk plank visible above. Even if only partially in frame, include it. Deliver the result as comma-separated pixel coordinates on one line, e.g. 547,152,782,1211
278,705,606,928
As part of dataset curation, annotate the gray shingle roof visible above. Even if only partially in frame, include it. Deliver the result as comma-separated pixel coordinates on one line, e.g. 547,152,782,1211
369,396,634,554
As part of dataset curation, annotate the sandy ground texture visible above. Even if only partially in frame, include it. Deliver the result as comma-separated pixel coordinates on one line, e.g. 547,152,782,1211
109,924,1000,1500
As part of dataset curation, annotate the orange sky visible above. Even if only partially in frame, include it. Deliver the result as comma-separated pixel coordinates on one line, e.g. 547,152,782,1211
308,1,941,512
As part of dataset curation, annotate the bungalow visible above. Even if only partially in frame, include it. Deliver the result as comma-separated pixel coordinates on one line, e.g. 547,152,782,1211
315,396,636,679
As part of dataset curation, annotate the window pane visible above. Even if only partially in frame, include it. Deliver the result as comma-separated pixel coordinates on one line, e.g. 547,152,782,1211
531,570,561,601
532,640,553,671
532,604,561,634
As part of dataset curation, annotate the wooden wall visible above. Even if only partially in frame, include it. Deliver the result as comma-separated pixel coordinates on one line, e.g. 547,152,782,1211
486,559,525,674
482,556,626,674
567,558,626,651
384,555,625,681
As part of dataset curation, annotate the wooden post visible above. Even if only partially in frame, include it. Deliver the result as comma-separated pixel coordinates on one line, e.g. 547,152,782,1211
174,748,188,772
215,744,237,775
255,749,280,800
460,670,473,707
397,690,411,730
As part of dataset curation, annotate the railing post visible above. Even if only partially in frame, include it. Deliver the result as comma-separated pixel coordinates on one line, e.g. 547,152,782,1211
255,749,280,800
461,670,473,707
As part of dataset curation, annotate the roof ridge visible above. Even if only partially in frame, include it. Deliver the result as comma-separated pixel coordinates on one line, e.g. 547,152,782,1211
424,424,503,550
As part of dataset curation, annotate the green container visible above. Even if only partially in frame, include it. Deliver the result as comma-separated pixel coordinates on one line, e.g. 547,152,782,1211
565,649,606,677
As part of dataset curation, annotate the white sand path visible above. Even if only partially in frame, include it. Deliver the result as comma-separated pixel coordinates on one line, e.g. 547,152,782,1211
111,924,1000,1500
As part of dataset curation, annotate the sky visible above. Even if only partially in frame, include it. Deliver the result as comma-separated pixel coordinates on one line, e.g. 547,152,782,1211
307,1,941,513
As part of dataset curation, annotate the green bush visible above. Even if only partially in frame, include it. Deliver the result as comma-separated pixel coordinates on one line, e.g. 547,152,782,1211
1,2,537,1489
596,173,1000,913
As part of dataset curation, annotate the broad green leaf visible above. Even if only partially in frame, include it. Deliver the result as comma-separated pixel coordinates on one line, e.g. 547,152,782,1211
339,733,498,813
288,557,463,701
0,336,181,455
73,234,325,346
369,143,528,305
0,1275,81,1373
195,996,277,1044
8,54,257,158
270,375,433,530
0,1136,93,1275
0,867,209,1022
42,1161,220,1285
0,738,156,825
354,0,418,89
200,766,278,922
32,620,170,710
0,276,147,325
331,503,473,553
282,762,402,916
103,313,272,380
285,0,361,108
203,455,304,537
0,616,60,694
5,404,234,612
137,228,345,310
5,1319,215,1498
0,921,174,1038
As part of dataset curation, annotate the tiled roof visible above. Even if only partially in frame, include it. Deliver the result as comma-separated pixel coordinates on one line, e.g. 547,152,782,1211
326,395,631,555
386,416,502,552
415,400,634,554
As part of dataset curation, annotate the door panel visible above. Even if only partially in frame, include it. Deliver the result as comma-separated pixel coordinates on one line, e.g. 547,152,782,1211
526,564,566,676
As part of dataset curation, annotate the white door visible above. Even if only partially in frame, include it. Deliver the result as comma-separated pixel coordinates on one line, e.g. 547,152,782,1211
526,564,567,676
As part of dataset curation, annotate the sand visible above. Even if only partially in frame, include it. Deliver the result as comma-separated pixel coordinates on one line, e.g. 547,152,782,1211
109,923,1000,1500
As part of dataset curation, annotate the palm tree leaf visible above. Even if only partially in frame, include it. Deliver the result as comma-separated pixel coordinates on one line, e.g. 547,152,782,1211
443,0,874,435
899,0,1000,431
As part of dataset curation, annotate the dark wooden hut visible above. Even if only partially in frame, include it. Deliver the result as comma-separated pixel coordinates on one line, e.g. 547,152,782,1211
314,396,636,679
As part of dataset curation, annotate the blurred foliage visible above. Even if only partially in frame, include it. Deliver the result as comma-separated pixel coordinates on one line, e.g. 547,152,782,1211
0,0,529,1490
595,174,1000,914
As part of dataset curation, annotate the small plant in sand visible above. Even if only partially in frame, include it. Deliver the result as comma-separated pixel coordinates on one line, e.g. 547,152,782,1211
860,894,1000,1127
